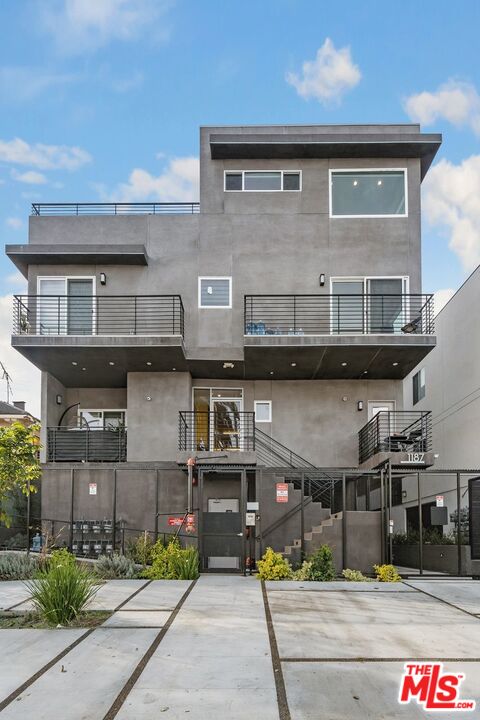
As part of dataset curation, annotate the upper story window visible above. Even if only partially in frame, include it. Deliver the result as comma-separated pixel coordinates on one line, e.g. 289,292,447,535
224,170,301,192
79,410,126,429
198,277,232,308
413,368,426,405
330,169,407,217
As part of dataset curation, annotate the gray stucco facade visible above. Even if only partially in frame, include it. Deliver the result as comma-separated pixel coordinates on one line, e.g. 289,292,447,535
7,123,441,571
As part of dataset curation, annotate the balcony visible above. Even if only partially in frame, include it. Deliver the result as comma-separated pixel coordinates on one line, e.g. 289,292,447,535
358,411,433,468
47,427,127,462
12,295,187,386
243,294,435,379
178,411,256,464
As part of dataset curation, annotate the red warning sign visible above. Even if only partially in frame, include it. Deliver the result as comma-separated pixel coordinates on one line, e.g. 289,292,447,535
276,483,288,503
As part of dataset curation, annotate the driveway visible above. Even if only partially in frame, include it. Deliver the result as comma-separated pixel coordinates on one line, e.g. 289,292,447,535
0,576,479,719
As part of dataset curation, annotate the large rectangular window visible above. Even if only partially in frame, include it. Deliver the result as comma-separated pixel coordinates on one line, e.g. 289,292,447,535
225,170,301,192
198,277,232,308
330,170,407,217
413,368,426,405
78,410,126,429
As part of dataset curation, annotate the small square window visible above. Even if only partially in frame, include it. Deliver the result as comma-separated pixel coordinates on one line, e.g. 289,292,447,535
199,277,232,308
225,173,242,191
255,401,272,423
283,172,300,190
413,367,426,405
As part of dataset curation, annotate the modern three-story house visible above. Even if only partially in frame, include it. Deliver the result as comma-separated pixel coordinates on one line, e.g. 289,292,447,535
7,123,440,571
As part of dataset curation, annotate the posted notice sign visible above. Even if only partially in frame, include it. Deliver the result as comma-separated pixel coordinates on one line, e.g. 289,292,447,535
168,517,183,526
276,483,288,503
89,483,97,496
436,495,444,507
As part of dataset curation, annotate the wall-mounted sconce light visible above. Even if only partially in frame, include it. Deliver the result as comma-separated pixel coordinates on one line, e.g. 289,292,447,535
319,273,325,287
56,394,63,405
146,396,152,401
100,272,107,286
342,396,348,402
357,400,363,412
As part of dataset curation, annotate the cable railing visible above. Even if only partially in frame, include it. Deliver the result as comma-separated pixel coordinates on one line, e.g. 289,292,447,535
244,294,434,335
47,427,127,462
178,411,256,452
31,202,200,216
358,411,432,464
13,295,184,337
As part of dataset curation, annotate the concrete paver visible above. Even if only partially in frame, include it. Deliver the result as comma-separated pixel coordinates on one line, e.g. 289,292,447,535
120,579,190,610
115,575,277,719
404,580,480,614
268,588,480,659
88,578,149,610
0,581,30,610
102,610,171,627
0,629,84,703
0,627,158,720
283,661,480,719
265,580,416,592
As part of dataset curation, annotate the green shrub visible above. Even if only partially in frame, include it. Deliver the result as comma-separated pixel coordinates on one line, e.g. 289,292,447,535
25,561,99,625
256,547,293,580
0,552,38,580
141,539,199,580
373,564,402,582
170,546,199,580
292,560,313,581
342,568,372,582
126,532,154,566
308,544,336,581
95,553,137,579
48,548,77,569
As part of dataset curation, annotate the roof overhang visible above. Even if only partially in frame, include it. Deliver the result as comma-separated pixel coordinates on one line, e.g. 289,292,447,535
210,132,442,179
6,244,148,278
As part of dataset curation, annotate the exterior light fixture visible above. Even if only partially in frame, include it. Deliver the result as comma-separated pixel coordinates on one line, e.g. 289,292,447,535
109,361,115,366
72,361,77,366
319,273,325,287
146,361,152,366
341,362,348,367
223,362,235,369
291,362,297,367
353,180,358,187
100,273,107,285
270,371,274,375
82,367,86,371
357,400,363,412
146,396,152,401
56,394,63,405
392,362,399,367
342,396,348,402
377,180,382,186
172,367,176,371
363,370,368,374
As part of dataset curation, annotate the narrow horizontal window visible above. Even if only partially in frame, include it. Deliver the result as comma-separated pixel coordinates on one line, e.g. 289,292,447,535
254,401,272,423
199,277,232,308
331,170,406,217
224,170,301,192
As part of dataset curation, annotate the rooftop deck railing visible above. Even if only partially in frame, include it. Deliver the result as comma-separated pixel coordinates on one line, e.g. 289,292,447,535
244,294,434,336
179,411,255,453
31,202,200,216
47,427,127,462
13,295,184,337
358,411,432,464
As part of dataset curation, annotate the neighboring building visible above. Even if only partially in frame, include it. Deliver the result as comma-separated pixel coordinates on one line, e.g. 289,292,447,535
6,123,442,571
0,400,39,428
395,264,480,540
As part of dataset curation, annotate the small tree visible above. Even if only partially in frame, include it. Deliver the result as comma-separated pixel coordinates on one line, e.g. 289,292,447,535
0,421,41,526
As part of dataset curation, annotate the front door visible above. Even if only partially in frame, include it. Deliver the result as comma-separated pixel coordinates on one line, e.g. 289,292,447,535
67,279,94,335
199,470,246,572
210,398,242,451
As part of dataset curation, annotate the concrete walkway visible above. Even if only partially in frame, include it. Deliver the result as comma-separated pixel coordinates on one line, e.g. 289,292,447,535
0,576,479,719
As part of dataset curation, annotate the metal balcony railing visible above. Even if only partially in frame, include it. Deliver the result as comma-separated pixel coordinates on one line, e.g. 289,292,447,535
13,295,184,337
358,411,432,464
31,202,200,216
178,411,255,452
244,294,434,336
47,427,127,462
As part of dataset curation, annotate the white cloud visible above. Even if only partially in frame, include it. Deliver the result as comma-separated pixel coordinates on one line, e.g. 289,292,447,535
433,287,455,316
11,169,47,185
286,38,361,104
404,80,480,135
0,138,91,171
5,272,27,290
6,217,23,230
42,0,171,55
105,156,199,202
0,66,75,104
0,295,40,418
423,155,480,272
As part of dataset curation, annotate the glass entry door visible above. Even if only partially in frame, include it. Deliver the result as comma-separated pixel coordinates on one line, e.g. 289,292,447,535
367,279,404,333
331,280,364,333
67,279,94,335
211,399,242,451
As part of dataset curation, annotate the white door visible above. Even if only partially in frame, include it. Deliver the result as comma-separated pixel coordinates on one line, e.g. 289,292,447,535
38,278,66,335
368,401,395,420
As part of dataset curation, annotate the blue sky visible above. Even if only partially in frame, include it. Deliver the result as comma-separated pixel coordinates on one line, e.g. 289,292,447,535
1,0,480,412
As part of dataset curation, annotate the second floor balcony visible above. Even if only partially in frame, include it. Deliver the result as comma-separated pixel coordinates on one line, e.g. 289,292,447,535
48,426,127,462
358,411,433,467
178,410,256,461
